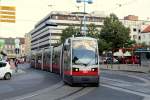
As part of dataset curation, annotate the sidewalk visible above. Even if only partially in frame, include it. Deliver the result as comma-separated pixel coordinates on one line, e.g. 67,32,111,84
100,64,150,73
12,63,30,75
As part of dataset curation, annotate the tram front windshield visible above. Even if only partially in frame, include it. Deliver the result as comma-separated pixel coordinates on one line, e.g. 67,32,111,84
72,39,98,66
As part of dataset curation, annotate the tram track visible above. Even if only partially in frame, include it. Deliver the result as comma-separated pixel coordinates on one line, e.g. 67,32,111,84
9,70,150,100
55,87,85,100
8,81,93,100
6,81,65,100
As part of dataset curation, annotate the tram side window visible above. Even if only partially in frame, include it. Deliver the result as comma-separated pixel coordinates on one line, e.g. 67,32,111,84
64,39,70,51
64,45,69,51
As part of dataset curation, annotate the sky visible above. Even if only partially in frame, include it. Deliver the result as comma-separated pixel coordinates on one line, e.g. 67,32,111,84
0,0,150,38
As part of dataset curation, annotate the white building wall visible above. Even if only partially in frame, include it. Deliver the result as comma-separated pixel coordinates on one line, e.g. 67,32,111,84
139,33,150,45
30,11,104,51
120,19,150,43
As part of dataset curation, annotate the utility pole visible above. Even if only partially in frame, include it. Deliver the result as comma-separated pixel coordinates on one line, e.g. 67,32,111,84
76,0,93,36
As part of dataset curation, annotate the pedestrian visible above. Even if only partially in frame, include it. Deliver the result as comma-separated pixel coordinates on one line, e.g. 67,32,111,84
15,59,19,73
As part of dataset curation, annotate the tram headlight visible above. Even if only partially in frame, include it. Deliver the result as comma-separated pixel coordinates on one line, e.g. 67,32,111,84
73,68,79,72
91,68,98,72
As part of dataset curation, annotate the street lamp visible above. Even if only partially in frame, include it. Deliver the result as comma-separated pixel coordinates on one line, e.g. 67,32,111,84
76,0,93,36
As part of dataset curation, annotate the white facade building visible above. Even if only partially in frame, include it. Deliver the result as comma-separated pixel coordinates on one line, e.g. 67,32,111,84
29,11,150,52
138,25,150,45
30,11,106,51
120,19,150,42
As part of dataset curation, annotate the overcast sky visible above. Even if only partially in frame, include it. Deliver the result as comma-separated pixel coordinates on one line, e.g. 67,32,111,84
0,0,150,38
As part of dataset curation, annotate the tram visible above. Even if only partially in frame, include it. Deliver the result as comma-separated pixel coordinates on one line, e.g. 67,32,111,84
31,36,100,86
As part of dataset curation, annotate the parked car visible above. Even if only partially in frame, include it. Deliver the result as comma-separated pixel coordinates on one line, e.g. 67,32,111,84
0,61,13,80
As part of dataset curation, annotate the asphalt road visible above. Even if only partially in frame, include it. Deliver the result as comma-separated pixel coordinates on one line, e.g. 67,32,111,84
0,64,61,100
1,64,150,100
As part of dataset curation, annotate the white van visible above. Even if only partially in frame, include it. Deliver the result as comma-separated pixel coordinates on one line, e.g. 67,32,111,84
0,61,12,80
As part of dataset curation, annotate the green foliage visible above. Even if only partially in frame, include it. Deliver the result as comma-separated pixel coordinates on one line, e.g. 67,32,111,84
60,26,79,43
98,39,112,54
60,24,100,43
125,40,136,48
86,23,99,38
60,14,133,54
100,13,130,50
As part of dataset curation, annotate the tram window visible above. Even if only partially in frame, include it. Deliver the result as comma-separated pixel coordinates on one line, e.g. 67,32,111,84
64,45,69,51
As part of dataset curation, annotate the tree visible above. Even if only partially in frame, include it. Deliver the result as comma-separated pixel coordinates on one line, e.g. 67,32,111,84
100,13,130,50
60,24,100,43
86,23,99,38
60,26,79,43
98,39,112,54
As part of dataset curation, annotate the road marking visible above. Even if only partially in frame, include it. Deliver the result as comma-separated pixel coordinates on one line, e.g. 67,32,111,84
102,84,150,98
101,77,132,86
116,72,150,84
5,81,64,100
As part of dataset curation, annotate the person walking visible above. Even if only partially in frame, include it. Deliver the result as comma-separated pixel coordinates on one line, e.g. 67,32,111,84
15,59,19,73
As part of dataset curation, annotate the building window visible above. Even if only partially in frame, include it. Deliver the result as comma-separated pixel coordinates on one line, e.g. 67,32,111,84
138,29,141,33
52,15,58,19
138,36,141,40
133,28,136,32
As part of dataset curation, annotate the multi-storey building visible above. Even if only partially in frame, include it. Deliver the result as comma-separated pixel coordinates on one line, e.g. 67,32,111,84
29,11,150,52
138,25,150,46
30,11,105,51
120,15,150,43
124,15,138,21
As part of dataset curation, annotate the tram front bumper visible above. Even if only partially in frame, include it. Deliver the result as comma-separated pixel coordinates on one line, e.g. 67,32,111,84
72,76,99,84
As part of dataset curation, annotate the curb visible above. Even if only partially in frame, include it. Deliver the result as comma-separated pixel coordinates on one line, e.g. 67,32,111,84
100,64,150,73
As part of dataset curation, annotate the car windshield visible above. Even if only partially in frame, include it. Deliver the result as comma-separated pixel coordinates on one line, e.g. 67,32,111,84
72,39,98,66
0,62,7,68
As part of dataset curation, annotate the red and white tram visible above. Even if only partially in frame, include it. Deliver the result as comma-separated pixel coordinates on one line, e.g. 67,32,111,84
31,36,100,86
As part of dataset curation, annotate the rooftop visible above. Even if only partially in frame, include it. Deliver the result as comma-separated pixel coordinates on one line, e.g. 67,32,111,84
141,25,150,33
